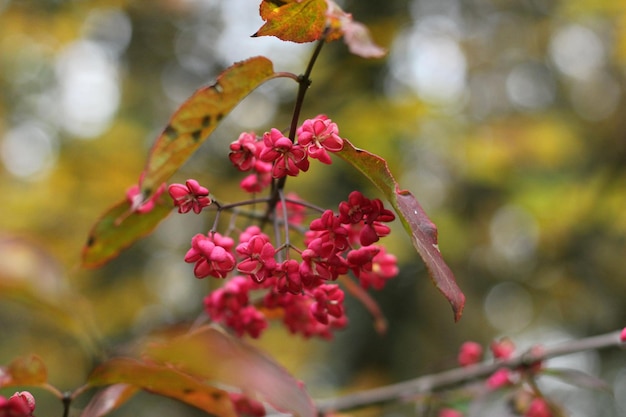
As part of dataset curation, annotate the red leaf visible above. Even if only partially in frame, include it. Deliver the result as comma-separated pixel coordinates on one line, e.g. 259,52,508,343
80,384,139,417
336,139,465,321
87,358,236,417
255,0,328,43
139,56,280,197
81,196,172,268
144,325,316,417
0,355,48,387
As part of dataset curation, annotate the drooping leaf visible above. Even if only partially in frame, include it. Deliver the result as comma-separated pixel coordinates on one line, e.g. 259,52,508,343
82,196,172,268
87,358,236,417
144,325,316,417
0,355,48,387
80,384,139,417
139,56,280,197
336,139,465,321
255,0,328,43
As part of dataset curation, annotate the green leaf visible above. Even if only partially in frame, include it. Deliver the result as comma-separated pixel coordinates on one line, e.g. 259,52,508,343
82,196,172,268
255,0,328,43
87,358,236,417
144,325,316,417
139,56,280,197
80,384,140,417
0,355,48,387
336,139,465,321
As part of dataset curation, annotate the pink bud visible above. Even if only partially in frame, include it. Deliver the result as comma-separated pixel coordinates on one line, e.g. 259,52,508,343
620,327,626,342
458,341,483,367
490,337,516,360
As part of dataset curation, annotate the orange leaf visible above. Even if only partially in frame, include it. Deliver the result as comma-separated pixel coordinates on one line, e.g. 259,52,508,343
139,56,279,197
87,358,236,417
0,355,48,387
255,0,328,43
144,325,316,417
336,139,465,321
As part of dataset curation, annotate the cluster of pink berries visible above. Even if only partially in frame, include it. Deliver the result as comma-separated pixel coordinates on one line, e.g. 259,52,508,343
0,391,35,417
163,115,399,339
449,338,551,417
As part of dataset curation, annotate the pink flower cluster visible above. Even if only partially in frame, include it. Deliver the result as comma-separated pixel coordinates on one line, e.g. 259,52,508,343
185,190,397,339
0,392,35,417
162,115,399,339
229,115,343,192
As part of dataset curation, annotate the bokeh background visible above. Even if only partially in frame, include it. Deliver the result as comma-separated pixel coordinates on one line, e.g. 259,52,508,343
1,0,625,416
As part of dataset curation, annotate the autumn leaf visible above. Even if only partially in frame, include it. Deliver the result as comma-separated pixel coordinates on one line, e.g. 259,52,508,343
139,56,281,197
80,384,140,417
82,196,172,268
144,325,316,417
0,355,48,387
255,0,328,43
336,139,465,321
87,358,236,417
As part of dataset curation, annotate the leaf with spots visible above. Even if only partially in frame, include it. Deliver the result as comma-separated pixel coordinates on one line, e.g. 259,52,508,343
255,0,328,43
139,56,281,197
81,195,172,268
336,139,465,321
87,358,236,417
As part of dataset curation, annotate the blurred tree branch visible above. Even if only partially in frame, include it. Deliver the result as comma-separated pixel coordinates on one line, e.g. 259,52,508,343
316,329,624,413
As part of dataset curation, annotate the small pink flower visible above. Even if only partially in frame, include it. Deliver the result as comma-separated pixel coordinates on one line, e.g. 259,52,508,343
229,132,259,171
236,235,277,283
458,341,483,367
275,259,303,294
297,115,344,164
168,179,211,214
185,233,236,279
310,284,345,325
259,128,309,178
620,327,626,342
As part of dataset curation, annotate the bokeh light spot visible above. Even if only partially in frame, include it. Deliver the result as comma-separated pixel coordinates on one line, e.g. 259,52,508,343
1,122,57,180
484,282,534,332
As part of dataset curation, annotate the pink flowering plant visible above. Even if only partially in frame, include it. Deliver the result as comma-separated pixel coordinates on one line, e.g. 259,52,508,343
2,1,624,417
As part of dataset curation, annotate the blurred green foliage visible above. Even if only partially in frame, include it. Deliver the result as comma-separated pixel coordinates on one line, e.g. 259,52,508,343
1,0,625,415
